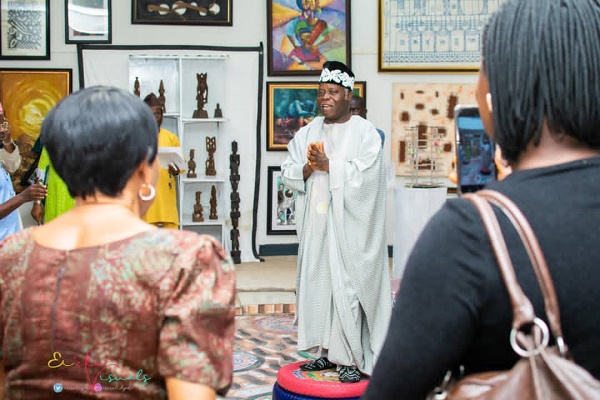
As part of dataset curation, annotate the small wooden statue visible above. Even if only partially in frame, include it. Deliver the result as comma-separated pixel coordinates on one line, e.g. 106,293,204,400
209,185,218,219
192,72,209,118
214,103,223,118
158,80,166,113
187,149,197,178
192,191,204,222
134,77,140,97
205,137,217,176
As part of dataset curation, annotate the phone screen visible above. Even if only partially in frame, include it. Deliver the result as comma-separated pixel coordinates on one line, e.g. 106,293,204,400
455,106,497,193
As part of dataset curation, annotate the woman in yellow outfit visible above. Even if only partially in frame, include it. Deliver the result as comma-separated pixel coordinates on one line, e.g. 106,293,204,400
142,93,181,229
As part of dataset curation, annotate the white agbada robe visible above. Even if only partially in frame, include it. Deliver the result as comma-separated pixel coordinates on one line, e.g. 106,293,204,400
281,115,392,374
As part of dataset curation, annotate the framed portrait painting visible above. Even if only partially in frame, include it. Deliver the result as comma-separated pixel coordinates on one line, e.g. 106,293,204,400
267,0,351,76
0,69,72,192
0,0,50,59
65,0,112,44
378,0,503,72
267,166,298,235
267,80,365,151
132,0,232,26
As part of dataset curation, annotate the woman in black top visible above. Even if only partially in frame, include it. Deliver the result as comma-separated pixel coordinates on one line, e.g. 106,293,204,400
363,0,600,398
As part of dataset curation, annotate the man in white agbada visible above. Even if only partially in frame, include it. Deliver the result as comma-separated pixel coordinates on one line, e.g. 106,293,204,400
281,61,392,383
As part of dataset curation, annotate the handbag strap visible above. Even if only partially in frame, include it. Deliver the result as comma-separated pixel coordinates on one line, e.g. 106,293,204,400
464,191,568,355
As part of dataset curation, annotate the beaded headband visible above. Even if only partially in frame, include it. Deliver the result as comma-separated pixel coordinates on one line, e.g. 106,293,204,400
319,62,355,90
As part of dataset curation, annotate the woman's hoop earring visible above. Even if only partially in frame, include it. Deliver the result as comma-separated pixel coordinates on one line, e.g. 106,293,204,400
139,183,156,202
486,93,493,113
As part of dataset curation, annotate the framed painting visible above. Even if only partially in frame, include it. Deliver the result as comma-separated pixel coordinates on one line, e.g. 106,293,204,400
132,0,232,26
267,80,365,151
0,69,72,193
0,0,50,59
378,0,503,72
66,0,112,44
267,166,298,235
391,82,477,181
267,0,351,76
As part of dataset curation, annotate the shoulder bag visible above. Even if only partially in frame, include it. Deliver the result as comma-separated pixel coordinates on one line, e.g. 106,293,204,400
429,189,600,399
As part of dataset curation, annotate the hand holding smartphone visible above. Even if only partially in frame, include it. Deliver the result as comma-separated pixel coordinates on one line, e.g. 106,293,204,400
454,105,497,194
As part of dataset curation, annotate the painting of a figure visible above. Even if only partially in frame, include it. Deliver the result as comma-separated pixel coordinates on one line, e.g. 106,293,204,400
267,0,351,76
267,81,364,150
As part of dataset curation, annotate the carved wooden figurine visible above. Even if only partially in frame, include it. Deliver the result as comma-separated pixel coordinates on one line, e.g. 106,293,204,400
214,103,223,118
209,185,218,220
187,149,197,178
192,72,209,118
205,137,217,176
229,140,241,264
158,80,166,113
192,191,204,222
134,77,140,97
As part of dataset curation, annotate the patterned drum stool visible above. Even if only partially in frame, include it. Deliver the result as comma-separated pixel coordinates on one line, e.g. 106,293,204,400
273,361,369,400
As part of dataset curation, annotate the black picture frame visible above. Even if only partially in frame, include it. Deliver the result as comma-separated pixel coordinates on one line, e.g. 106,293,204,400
132,0,233,26
266,0,351,76
0,0,50,60
267,166,297,235
65,0,112,44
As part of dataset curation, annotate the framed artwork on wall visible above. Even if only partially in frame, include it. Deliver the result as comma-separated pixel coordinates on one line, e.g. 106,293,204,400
0,68,72,193
391,82,477,179
267,166,298,235
132,0,233,26
65,0,112,44
378,0,503,72
0,0,50,60
267,80,365,151
267,0,351,76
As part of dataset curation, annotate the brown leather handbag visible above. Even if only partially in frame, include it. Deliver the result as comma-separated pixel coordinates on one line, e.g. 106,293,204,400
429,190,600,400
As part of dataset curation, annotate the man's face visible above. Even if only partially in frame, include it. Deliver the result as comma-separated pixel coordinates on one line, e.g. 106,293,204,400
349,98,366,119
150,105,163,128
317,83,351,123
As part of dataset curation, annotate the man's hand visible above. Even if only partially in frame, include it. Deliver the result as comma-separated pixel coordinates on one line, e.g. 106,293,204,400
307,142,329,172
31,202,44,224
20,183,47,203
168,162,180,176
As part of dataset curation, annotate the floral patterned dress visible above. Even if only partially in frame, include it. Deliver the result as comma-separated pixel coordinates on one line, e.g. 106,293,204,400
0,228,236,399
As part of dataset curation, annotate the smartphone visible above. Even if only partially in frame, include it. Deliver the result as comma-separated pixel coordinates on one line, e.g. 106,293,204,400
454,105,497,194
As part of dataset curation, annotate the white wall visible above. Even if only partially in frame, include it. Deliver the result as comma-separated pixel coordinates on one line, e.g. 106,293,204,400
5,1,477,258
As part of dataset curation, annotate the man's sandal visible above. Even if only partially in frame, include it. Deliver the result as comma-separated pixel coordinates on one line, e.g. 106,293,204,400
338,366,361,383
299,356,336,371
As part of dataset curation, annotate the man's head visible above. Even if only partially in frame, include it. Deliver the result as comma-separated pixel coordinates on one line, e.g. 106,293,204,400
143,93,163,128
349,95,367,119
317,61,354,124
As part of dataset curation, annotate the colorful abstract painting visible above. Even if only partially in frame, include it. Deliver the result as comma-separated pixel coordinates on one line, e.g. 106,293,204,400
267,0,351,76
0,69,72,192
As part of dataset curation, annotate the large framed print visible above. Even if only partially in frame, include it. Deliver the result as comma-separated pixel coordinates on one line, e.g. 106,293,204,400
267,166,298,235
132,0,232,26
0,68,72,192
378,0,503,72
267,0,351,76
391,82,477,179
267,80,366,151
0,0,50,60
66,0,112,44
